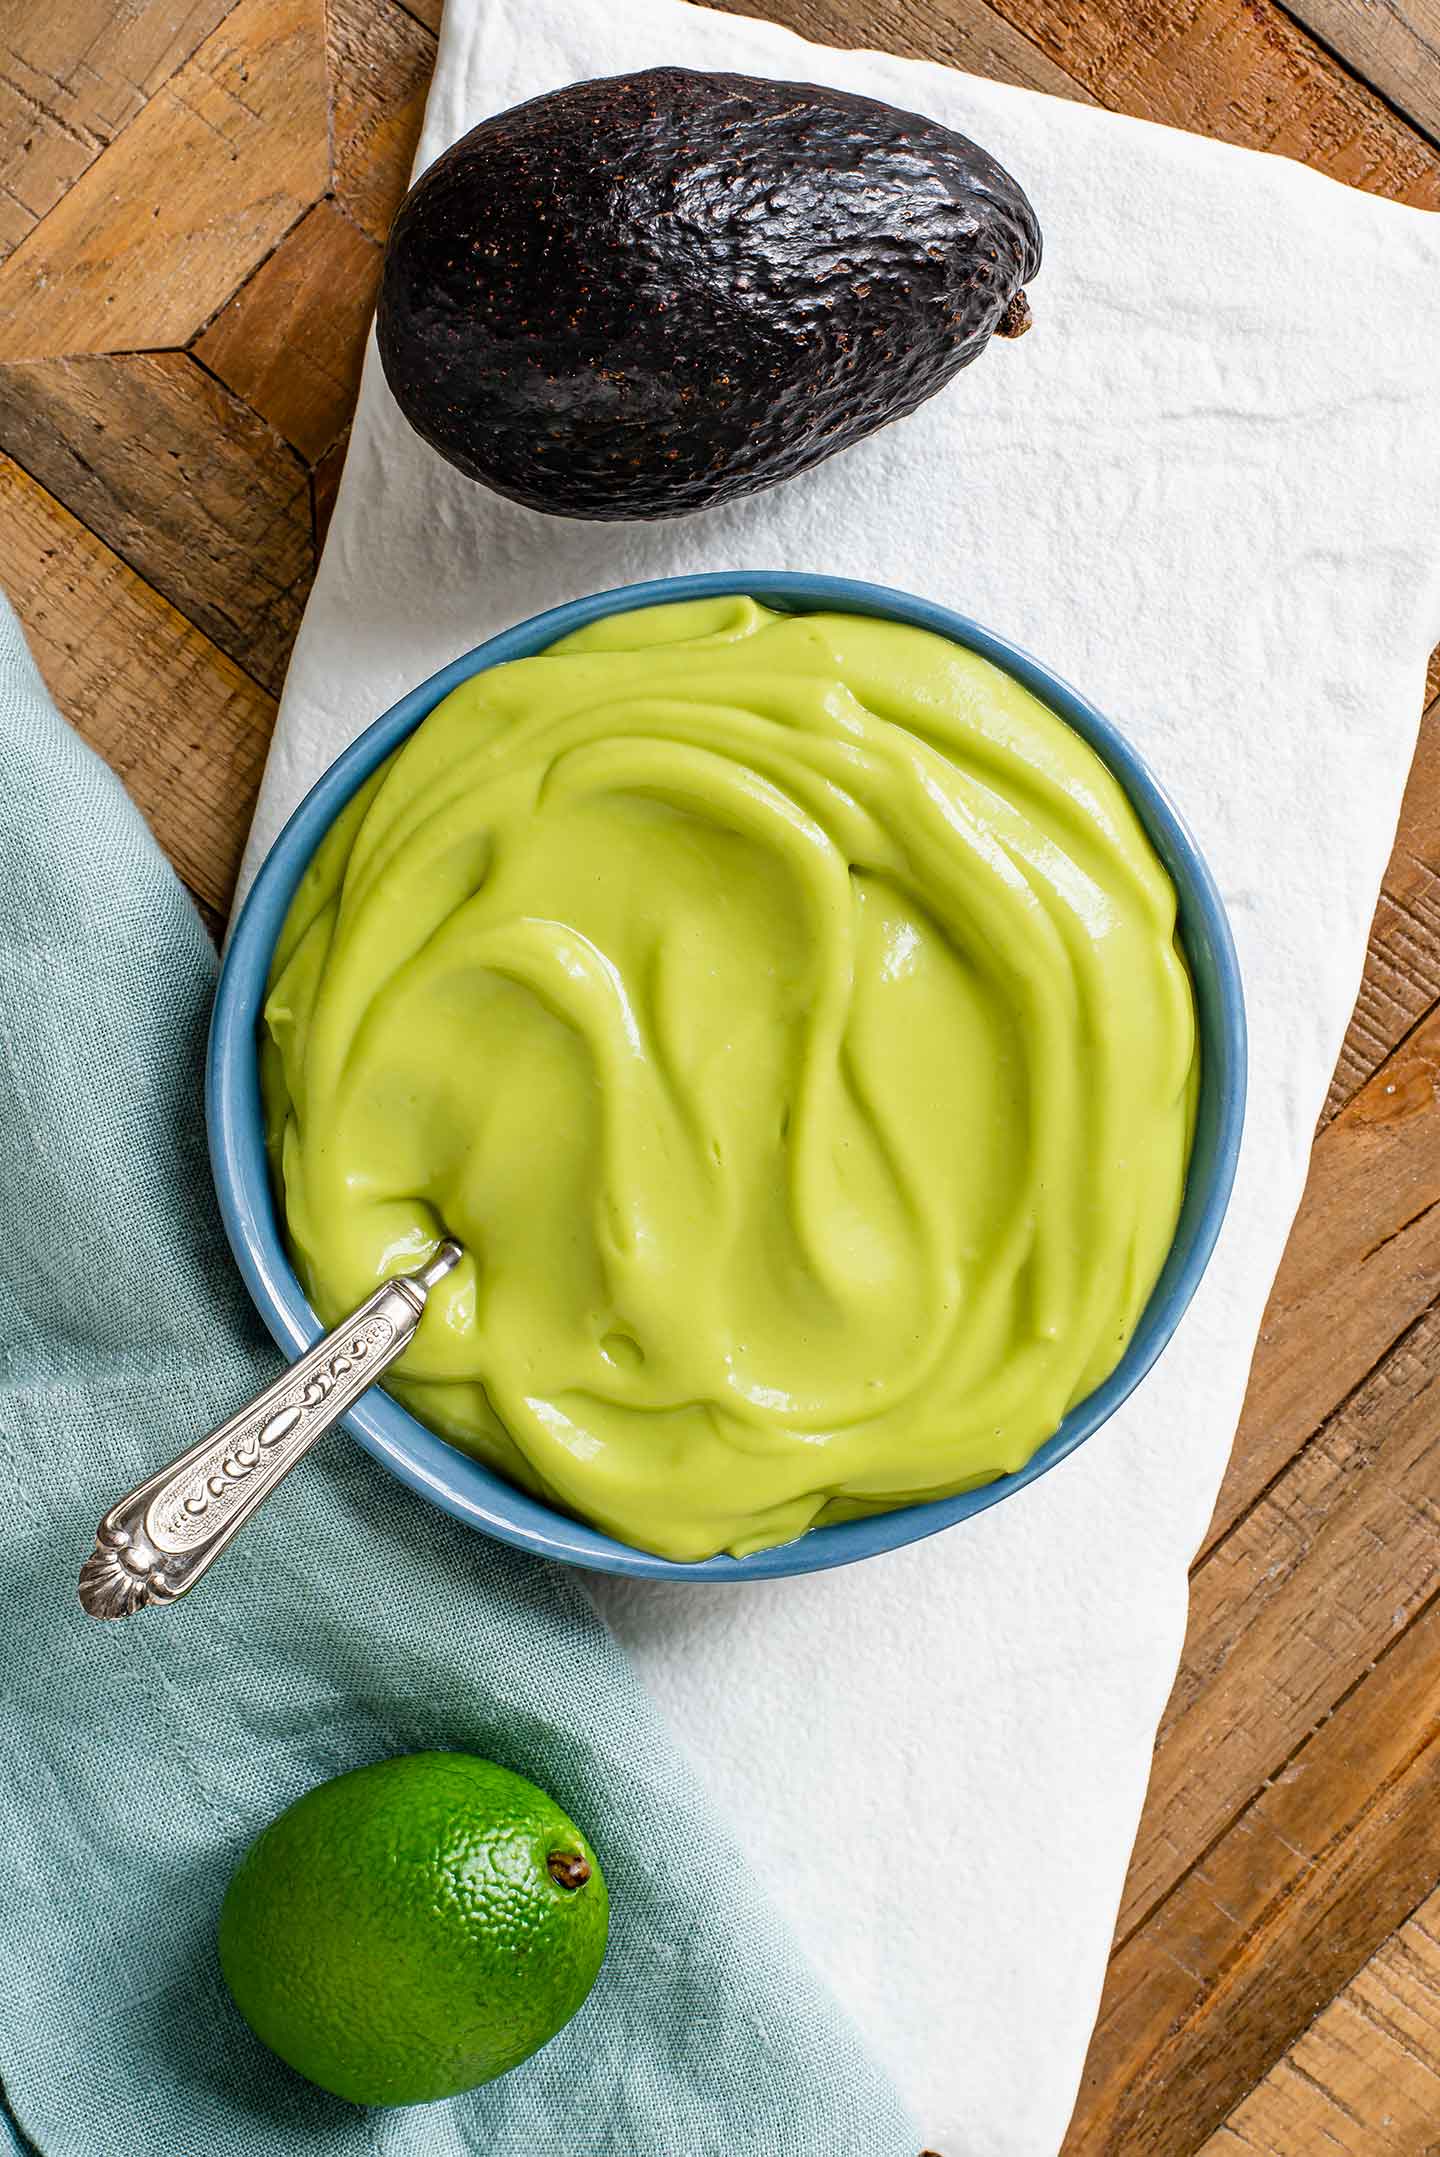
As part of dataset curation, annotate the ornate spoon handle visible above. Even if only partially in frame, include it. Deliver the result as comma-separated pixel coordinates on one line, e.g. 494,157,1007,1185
78,1242,462,1619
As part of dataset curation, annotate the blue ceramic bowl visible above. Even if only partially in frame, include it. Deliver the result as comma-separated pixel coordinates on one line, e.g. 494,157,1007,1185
209,571,1246,1582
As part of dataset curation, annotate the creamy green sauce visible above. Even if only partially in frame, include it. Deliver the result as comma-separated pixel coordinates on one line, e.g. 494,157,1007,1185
262,597,1196,1561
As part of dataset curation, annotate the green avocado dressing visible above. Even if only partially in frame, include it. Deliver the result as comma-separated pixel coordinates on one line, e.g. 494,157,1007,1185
261,597,1197,1562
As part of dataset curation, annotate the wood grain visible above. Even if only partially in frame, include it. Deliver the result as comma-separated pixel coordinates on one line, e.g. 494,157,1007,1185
1202,1886,1440,2154
1066,992,1440,2143
982,0,1440,205
0,0,234,258
0,0,327,360
328,0,435,245
0,452,274,911
1120,1215,1440,1934
1199,1001,1440,1569
1326,696,1440,1119
312,427,350,548
0,351,312,693
1068,667,1440,2141
1065,1574,1440,2151
715,0,1094,99
1280,0,1440,155
194,198,382,461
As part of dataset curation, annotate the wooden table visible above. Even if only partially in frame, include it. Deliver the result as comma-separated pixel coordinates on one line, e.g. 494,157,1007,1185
2,1,1438,2147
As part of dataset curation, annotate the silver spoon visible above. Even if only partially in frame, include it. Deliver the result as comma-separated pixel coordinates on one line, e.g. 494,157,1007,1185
78,1242,463,1619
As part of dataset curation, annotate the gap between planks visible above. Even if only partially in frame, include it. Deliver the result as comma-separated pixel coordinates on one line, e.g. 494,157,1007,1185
1270,0,1440,157
1201,1878,1440,2153
1066,988,1440,2143
1065,1574,1440,2150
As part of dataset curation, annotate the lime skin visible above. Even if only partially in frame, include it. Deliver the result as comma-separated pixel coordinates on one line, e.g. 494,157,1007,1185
218,1751,608,2106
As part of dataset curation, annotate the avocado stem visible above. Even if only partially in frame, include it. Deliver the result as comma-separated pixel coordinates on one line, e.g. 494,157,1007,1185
997,291,1033,338
548,1850,592,1890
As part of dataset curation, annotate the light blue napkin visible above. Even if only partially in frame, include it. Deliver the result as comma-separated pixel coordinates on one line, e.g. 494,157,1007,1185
0,598,917,2157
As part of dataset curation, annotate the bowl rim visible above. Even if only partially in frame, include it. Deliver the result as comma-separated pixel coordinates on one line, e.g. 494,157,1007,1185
208,569,1247,1582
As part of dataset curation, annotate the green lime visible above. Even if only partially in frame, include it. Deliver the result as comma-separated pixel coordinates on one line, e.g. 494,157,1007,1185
217,1750,608,2106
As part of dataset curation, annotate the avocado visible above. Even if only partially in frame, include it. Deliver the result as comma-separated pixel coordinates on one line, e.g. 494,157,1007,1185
376,67,1041,521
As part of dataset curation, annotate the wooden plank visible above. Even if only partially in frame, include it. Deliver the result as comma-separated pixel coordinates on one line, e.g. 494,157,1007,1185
1202,1887,1440,2154
981,0,1440,206
1325,695,1440,1120
1064,1586,1440,2151
0,79,93,262
0,195,33,265
193,198,381,461
0,1,237,149
0,0,327,360
1279,0,1440,156
714,0,1094,101
1200,1001,1440,1564
0,453,275,912
0,351,312,695
1120,1284,1440,1935
312,427,350,549
0,0,234,259
328,0,435,246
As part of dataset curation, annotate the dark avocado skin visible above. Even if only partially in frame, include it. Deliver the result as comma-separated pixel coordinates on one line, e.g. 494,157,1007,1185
376,66,1042,521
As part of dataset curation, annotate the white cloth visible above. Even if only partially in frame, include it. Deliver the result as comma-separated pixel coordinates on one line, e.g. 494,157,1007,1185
239,3,1440,2147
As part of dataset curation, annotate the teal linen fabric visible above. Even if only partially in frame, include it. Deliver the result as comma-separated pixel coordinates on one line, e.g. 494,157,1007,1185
0,601,917,2157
